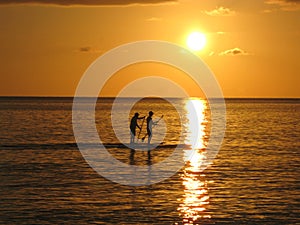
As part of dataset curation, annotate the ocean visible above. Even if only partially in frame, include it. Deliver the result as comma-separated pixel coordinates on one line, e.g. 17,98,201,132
0,97,299,224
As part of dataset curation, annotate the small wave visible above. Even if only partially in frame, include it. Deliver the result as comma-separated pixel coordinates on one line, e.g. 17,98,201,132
0,143,79,150
0,142,189,150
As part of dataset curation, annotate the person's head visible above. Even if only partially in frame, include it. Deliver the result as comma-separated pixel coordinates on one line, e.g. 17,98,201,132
149,111,154,116
134,112,139,117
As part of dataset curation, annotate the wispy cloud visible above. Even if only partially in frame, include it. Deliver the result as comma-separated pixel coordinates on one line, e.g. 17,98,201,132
265,0,300,11
146,17,162,22
79,47,91,52
204,6,236,16
0,0,177,6
75,46,103,54
219,48,251,56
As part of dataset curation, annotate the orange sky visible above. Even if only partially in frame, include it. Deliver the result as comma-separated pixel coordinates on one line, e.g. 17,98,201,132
0,0,299,97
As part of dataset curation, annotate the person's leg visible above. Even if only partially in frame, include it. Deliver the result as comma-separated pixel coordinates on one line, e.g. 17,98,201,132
130,130,135,144
147,129,152,145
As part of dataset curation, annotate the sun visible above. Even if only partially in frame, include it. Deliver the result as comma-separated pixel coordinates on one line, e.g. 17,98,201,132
186,32,206,51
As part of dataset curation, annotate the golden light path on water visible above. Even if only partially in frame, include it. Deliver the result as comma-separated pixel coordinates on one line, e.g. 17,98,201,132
177,98,211,224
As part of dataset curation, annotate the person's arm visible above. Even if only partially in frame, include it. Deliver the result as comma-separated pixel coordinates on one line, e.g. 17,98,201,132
154,116,163,125
150,118,155,127
152,118,158,125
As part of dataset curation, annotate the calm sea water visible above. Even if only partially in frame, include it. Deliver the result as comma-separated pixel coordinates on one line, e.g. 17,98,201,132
0,97,299,224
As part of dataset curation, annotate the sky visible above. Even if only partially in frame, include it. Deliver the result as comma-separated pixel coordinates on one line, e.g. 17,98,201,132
0,0,299,98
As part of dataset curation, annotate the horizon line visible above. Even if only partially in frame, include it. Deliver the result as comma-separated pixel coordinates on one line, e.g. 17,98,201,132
0,96,299,100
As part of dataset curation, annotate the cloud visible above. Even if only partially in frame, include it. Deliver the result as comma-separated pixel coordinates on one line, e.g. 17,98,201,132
204,6,236,16
146,17,162,21
263,9,274,13
265,0,300,11
0,0,177,6
219,48,250,56
79,47,91,52
76,46,103,53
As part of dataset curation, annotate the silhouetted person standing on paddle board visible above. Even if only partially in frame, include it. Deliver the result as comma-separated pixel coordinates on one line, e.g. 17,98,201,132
146,111,157,145
130,112,144,144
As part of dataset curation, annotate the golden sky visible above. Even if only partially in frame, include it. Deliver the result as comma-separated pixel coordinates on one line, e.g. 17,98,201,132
0,0,299,97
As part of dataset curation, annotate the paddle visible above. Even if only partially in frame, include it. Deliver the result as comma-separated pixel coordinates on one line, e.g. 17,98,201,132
136,116,145,143
141,115,164,142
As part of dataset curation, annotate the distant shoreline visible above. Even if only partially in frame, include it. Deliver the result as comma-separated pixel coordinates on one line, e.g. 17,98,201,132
0,96,299,101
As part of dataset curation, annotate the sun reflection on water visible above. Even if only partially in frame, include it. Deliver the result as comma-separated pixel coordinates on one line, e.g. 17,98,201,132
184,98,207,149
177,98,211,224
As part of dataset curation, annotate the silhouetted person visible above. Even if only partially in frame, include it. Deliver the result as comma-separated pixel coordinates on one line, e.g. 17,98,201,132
130,112,144,144
146,111,157,145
